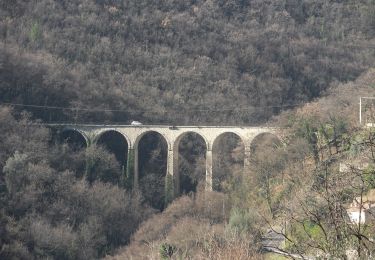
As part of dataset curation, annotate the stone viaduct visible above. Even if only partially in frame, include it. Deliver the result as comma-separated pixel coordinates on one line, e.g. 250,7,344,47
50,124,283,201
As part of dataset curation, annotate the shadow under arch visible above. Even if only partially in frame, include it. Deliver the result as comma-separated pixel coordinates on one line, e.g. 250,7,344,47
212,132,245,192
95,130,129,177
51,128,88,178
174,131,208,195
136,131,168,210
60,128,88,150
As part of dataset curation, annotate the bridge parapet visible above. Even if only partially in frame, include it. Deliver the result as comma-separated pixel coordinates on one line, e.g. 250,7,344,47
50,124,282,148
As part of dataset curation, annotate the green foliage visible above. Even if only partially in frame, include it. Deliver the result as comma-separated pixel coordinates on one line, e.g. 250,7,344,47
137,133,168,209
164,173,174,207
363,165,375,189
318,117,348,146
294,117,320,161
85,144,121,185
29,22,41,42
125,148,135,189
140,172,166,210
287,221,326,251
159,242,176,259
228,208,260,237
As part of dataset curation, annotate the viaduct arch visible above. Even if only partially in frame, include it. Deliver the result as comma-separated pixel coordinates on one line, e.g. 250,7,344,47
54,124,283,202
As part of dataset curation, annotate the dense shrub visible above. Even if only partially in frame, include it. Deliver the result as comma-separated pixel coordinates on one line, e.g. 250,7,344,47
111,190,260,259
0,108,153,259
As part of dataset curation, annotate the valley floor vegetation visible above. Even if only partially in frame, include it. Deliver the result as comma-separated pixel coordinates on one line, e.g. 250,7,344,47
1,0,375,125
109,71,375,259
1,71,375,259
1,0,375,259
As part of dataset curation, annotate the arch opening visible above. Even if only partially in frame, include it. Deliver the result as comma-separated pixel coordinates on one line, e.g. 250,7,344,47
51,129,87,177
60,129,87,150
212,133,244,192
177,132,207,195
96,130,129,172
137,131,168,210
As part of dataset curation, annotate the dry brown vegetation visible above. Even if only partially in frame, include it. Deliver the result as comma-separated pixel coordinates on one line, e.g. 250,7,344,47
2,1,375,124
1,1,375,259
0,108,154,259
108,190,262,259
274,68,375,129
107,69,375,258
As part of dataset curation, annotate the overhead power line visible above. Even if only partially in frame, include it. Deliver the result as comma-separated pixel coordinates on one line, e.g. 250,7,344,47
0,102,128,113
0,101,304,114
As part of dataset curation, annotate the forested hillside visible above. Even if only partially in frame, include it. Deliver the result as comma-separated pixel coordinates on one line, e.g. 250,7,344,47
111,68,375,260
1,0,375,124
2,1,375,259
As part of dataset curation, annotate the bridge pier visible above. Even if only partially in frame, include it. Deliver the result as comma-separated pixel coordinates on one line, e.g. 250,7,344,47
126,140,256,195
126,148,136,189
165,149,177,204
244,146,251,173
205,149,213,191
54,124,282,204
